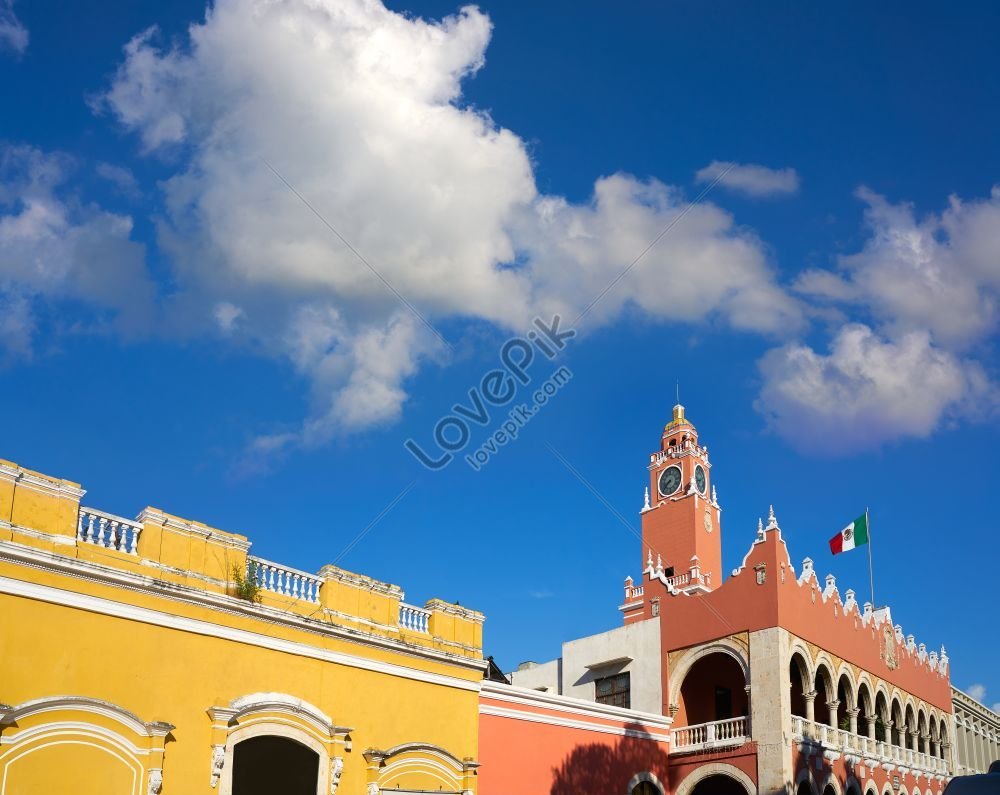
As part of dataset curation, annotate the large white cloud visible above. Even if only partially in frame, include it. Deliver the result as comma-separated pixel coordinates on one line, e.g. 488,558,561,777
757,324,994,454
98,0,801,448
759,185,1000,453
0,145,153,360
796,187,1000,349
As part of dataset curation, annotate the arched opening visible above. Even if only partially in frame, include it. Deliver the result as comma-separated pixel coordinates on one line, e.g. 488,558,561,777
874,691,889,742
677,651,748,726
857,682,874,738
790,652,810,719
822,785,837,795
939,724,949,760
904,704,916,750
917,711,928,754
814,664,834,727
797,782,813,795
890,699,904,747
836,673,853,730
632,783,660,795
232,736,319,795
690,774,749,795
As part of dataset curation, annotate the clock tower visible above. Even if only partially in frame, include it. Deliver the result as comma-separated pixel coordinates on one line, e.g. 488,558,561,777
640,404,722,593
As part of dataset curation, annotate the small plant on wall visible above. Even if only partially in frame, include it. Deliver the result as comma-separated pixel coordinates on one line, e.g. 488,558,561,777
232,561,263,604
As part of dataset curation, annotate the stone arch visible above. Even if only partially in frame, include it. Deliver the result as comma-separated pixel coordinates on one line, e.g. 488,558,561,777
835,667,856,729
789,640,814,679
627,771,666,795
372,742,472,793
790,647,813,719
834,663,858,707
904,702,917,749
795,766,819,795
890,695,905,746
820,772,843,795
917,708,929,753
212,693,345,795
675,762,755,795
813,658,837,726
845,775,863,795
863,782,879,795
669,640,751,712
0,696,172,795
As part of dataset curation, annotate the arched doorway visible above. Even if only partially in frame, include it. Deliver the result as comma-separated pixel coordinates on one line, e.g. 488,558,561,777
632,782,660,795
677,651,748,726
232,736,319,795
690,774,750,795
790,652,810,719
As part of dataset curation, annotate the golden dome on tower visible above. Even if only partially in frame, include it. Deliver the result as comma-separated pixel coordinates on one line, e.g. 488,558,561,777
664,403,695,433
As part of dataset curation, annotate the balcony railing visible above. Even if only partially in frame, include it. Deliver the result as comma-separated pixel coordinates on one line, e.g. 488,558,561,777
77,507,142,555
246,556,322,603
624,584,644,600
791,716,949,776
672,716,748,753
399,602,430,633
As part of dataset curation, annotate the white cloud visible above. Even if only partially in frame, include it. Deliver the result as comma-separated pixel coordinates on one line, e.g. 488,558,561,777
0,0,27,56
0,145,154,356
96,162,141,199
967,683,987,702
759,185,1000,454
99,0,801,452
213,301,244,334
796,187,1000,350
695,160,800,197
757,324,994,454
0,290,34,363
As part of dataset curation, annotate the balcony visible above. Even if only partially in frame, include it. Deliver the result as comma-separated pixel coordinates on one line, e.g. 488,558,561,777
791,716,950,777
672,717,748,754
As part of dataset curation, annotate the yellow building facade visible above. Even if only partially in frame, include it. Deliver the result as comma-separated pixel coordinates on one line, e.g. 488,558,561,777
0,457,485,795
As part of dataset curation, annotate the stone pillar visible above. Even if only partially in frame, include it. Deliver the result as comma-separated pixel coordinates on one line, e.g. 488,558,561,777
848,708,860,736
804,690,817,723
885,719,895,747
828,698,841,729
750,628,792,795
865,713,877,740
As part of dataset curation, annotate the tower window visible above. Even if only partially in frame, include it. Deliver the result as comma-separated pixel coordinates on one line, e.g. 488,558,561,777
595,672,630,708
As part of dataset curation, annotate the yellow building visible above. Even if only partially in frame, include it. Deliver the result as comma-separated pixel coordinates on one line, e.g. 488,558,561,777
0,457,485,795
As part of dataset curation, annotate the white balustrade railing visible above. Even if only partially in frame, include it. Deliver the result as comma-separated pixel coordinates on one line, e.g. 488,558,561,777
246,556,322,603
399,603,430,633
624,584,644,599
665,572,691,588
78,507,142,554
672,716,748,753
791,716,950,776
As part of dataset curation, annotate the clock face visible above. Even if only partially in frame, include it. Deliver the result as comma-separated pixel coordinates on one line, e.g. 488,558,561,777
658,465,682,497
695,464,707,494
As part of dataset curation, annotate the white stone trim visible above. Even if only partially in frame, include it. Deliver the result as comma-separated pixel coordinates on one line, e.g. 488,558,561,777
0,575,483,693
480,682,672,728
478,703,672,742
0,696,172,738
675,762,755,795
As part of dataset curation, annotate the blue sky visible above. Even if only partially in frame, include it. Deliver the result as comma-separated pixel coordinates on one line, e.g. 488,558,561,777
1,0,998,704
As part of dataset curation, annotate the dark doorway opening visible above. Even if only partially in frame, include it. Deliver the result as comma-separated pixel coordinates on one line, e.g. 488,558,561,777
232,735,319,795
690,774,747,795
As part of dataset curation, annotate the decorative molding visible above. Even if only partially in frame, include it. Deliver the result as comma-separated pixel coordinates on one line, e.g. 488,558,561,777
0,541,487,675
330,757,344,794
0,574,485,693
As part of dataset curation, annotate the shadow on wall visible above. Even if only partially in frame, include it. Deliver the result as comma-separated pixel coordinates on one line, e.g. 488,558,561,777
550,723,670,795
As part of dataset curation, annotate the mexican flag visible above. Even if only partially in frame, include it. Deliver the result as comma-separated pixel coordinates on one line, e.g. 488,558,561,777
829,513,869,554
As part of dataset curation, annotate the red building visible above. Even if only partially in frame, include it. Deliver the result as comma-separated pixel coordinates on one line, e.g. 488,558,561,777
481,404,956,795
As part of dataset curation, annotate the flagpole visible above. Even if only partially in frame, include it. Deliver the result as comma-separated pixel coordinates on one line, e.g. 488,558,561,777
866,506,876,608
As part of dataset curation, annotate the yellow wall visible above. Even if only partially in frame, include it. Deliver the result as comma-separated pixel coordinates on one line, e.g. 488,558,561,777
0,457,484,795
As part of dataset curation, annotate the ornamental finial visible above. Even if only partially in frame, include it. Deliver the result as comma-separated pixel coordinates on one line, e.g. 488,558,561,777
766,504,778,530
643,486,650,511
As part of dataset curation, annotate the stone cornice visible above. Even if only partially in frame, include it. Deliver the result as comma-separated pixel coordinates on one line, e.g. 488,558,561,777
0,539,485,676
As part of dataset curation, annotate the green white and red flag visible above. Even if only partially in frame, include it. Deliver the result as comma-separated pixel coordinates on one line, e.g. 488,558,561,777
829,512,869,555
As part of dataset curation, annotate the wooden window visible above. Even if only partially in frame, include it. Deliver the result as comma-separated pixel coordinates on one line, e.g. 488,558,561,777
595,672,630,709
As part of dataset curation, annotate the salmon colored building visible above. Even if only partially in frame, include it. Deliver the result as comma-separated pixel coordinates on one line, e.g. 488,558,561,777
485,404,965,795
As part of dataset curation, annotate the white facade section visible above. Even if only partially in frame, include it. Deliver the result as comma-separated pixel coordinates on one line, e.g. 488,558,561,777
508,618,662,714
